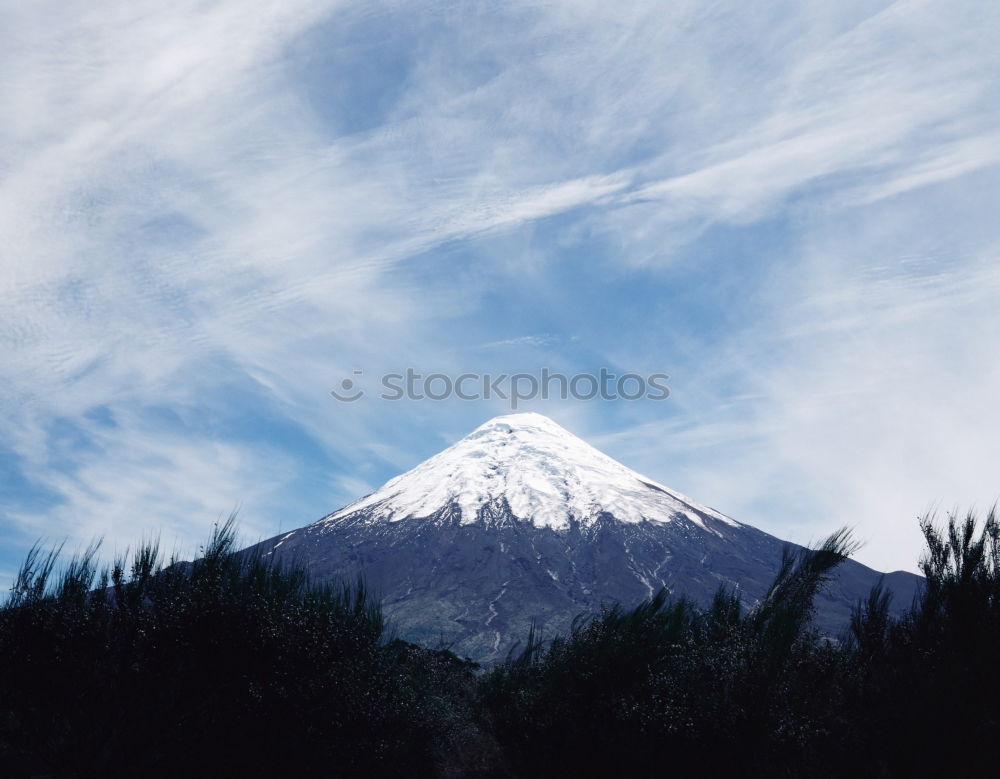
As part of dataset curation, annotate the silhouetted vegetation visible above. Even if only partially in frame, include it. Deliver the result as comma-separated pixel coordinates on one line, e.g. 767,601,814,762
3,509,1000,777
0,517,499,778
482,511,1000,777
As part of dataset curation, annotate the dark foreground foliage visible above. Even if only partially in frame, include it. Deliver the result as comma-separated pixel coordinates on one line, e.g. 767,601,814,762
483,510,1000,778
2,509,999,777
0,518,502,778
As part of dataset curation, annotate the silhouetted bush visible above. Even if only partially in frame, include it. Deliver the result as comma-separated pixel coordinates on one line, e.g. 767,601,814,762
480,529,859,776
482,513,1000,777
835,508,1000,777
0,517,488,778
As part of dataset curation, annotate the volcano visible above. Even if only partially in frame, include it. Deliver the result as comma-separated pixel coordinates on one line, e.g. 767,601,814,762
253,412,920,662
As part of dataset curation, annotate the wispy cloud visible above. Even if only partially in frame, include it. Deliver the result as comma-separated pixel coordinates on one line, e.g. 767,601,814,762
1,0,998,581
479,334,564,349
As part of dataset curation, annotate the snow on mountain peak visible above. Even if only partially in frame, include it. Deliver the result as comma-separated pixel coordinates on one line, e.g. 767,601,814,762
322,412,738,530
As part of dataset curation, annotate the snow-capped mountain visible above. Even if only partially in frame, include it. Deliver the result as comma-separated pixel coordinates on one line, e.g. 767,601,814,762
254,413,920,662
321,412,737,531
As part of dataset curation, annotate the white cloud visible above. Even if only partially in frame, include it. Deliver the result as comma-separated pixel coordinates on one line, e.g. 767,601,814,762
4,408,293,567
594,202,1000,574
1,0,998,578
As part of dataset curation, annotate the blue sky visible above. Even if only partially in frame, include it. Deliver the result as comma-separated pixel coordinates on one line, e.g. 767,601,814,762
2,0,999,584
